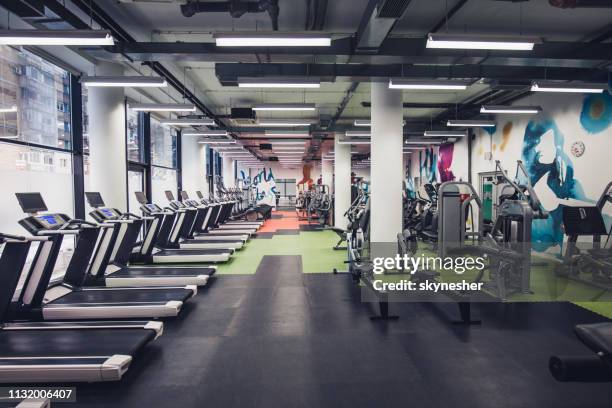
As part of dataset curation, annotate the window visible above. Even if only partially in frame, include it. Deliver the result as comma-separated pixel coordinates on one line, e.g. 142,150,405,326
151,166,177,206
127,108,144,163
150,117,177,168
0,45,72,149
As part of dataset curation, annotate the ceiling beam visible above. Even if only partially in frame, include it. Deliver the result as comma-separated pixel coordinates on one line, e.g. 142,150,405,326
65,0,224,127
215,63,609,84
108,38,612,62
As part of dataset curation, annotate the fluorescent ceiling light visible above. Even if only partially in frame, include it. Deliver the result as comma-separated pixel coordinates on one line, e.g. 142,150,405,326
160,118,215,126
238,78,320,88
82,76,167,88
198,140,237,144
270,139,307,144
0,135,19,139
266,132,310,138
389,79,469,90
426,33,541,51
345,131,371,137
0,105,17,113
423,130,467,137
405,140,440,145
215,32,331,47
129,103,196,112
354,120,371,127
183,131,228,136
480,105,542,114
0,29,114,46
447,119,496,127
258,120,313,127
530,81,607,94
338,139,371,145
253,103,316,111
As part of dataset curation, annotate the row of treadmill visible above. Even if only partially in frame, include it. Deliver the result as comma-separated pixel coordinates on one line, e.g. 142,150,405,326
0,189,264,383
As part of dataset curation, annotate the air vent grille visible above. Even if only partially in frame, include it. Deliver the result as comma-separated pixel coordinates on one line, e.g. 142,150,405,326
376,0,413,18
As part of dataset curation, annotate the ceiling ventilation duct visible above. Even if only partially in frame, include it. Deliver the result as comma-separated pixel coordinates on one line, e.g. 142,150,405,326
181,0,280,30
549,0,612,7
376,0,414,18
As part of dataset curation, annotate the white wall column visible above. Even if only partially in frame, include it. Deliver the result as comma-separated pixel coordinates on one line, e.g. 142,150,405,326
370,82,403,249
87,62,127,210
222,156,234,187
334,135,351,228
181,136,207,197
322,157,333,191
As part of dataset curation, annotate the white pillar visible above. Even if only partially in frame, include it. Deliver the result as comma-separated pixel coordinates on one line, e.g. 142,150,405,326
334,135,351,229
370,82,403,248
181,136,207,197
222,156,234,187
87,63,127,210
322,157,333,191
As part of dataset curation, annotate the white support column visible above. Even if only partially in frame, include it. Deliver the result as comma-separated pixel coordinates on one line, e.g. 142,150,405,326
222,156,234,187
322,157,333,191
181,136,207,197
334,135,351,229
87,62,127,210
370,82,403,250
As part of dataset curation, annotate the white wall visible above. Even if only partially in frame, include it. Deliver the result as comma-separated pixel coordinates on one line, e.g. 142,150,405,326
471,91,612,252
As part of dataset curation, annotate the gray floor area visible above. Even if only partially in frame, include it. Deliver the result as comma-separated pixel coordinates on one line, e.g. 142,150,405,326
64,255,611,407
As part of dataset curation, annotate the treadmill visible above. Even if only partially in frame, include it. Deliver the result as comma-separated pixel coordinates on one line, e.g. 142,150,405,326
134,192,232,263
192,191,253,240
11,193,195,320
164,191,244,250
0,232,163,383
85,192,215,287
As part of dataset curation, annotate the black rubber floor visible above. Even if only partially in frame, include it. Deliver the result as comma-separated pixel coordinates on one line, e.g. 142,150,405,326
69,256,611,407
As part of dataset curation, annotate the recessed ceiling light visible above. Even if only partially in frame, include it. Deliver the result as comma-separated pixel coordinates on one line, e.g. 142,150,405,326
252,103,317,111
258,120,313,127
345,131,371,137
389,79,469,90
129,103,196,112
480,105,542,114
215,33,331,47
160,118,216,126
81,76,167,88
0,106,17,113
238,78,320,88
447,120,496,128
183,131,228,136
0,29,114,46
423,130,467,137
530,81,607,94
426,33,541,51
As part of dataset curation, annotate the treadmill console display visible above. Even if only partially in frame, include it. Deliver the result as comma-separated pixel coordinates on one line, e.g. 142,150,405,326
98,208,120,219
19,213,70,235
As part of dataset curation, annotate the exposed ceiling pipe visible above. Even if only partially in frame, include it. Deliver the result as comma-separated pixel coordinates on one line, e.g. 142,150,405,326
180,0,280,30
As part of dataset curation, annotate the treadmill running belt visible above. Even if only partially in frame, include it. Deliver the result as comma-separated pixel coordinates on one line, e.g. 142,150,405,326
51,288,192,304
114,267,215,277
0,329,155,357
157,249,229,256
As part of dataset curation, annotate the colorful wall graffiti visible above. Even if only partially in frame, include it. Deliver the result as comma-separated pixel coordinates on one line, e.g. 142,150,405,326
437,143,455,183
252,168,278,207
471,89,612,254
419,147,437,184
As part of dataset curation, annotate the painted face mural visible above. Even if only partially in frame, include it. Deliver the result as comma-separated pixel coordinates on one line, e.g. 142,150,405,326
522,119,590,252
405,159,416,199
252,168,278,207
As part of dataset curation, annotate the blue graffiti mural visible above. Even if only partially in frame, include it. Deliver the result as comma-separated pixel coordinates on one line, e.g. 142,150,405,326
419,147,437,184
580,91,612,134
405,159,416,199
483,125,497,136
252,168,278,207
521,120,590,252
